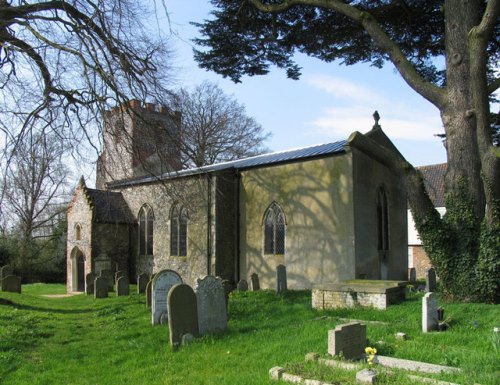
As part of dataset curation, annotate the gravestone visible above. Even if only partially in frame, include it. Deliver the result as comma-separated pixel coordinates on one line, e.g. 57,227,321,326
422,292,438,332
146,279,153,308
250,273,260,291
99,269,114,291
195,275,227,335
167,283,199,348
137,273,149,294
85,272,96,295
1,275,21,293
151,269,182,325
94,276,108,298
328,322,366,359
408,268,416,283
116,276,129,296
236,279,248,291
115,270,125,285
425,268,437,292
277,264,287,293
0,265,13,283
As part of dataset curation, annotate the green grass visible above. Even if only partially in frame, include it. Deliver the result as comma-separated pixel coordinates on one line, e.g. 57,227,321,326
0,285,498,385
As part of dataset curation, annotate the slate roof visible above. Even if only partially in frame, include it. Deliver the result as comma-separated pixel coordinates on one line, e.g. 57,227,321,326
418,163,447,207
85,188,135,224
109,140,348,188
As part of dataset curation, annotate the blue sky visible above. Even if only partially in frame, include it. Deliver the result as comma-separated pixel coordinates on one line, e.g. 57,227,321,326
164,1,447,167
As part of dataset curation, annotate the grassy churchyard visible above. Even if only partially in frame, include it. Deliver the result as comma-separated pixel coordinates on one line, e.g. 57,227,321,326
0,284,499,385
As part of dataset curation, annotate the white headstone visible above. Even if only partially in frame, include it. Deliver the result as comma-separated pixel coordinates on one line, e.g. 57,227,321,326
195,275,227,335
422,292,438,332
151,269,182,325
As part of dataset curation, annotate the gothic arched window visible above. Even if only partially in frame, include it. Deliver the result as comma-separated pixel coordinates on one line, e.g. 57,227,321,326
170,204,188,257
377,187,389,251
263,202,286,255
138,205,154,255
75,224,82,241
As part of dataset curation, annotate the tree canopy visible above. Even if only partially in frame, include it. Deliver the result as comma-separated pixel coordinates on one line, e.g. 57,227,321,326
194,0,500,302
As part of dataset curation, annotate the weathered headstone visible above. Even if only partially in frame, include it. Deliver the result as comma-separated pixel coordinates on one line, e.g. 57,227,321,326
0,265,13,283
99,269,114,291
116,276,130,296
1,275,21,293
94,276,108,298
408,268,416,283
250,273,260,291
422,292,438,332
151,269,182,325
85,272,96,295
146,279,153,308
277,264,287,293
236,279,248,291
167,283,199,349
195,275,227,335
425,268,437,292
137,273,149,294
328,322,366,359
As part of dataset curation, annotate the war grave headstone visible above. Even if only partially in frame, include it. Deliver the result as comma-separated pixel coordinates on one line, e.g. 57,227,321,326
94,276,109,298
250,273,260,291
236,279,248,291
151,269,182,325
1,275,21,293
422,292,438,332
425,268,437,293
146,279,153,308
85,272,96,295
328,322,366,360
167,283,199,349
116,276,130,296
195,275,227,335
0,265,13,284
137,273,149,294
99,269,114,291
277,264,287,293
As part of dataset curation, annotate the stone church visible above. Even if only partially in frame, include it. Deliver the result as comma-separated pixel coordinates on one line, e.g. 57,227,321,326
66,101,408,293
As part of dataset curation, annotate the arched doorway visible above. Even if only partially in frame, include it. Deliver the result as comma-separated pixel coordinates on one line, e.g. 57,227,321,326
70,247,85,292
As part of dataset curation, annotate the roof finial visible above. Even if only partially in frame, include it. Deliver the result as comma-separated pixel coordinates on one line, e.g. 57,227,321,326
373,110,381,129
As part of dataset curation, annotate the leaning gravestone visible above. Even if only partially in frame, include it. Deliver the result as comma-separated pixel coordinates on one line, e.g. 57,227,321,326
167,283,199,349
0,265,13,283
94,276,108,298
195,275,227,335
85,272,96,295
137,273,149,294
277,264,287,293
116,276,129,296
328,322,366,360
422,292,438,332
151,269,182,325
1,275,21,293
425,268,437,292
250,273,260,291
236,279,248,291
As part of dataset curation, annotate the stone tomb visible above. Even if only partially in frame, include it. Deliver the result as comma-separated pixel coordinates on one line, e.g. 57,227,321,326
85,272,96,295
167,283,199,348
1,275,21,293
195,275,227,335
137,273,149,294
425,268,437,293
422,292,438,332
277,264,287,293
250,273,260,291
116,276,129,296
151,269,182,325
94,276,109,298
328,322,366,360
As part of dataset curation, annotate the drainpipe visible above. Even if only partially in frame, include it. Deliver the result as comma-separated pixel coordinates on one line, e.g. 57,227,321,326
206,174,212,276
235,169,240,285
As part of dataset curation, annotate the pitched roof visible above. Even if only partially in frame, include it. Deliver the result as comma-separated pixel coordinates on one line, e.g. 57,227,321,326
108,140,348,188
418,163,447,207
85,188,135,224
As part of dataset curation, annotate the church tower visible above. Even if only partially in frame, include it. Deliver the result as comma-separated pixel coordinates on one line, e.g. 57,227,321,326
96,100,182,189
